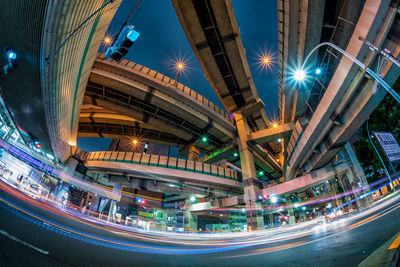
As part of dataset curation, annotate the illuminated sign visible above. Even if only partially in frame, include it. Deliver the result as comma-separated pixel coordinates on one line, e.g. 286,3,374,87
373,132,400,162
0,141,53,174
138,211,154,218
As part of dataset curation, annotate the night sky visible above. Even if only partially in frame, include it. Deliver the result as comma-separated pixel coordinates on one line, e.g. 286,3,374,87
78,0,278,152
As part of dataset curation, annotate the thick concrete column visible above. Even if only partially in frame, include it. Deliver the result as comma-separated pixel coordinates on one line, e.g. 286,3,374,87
64,157,78,175
108,184,122,222
184,199,198,232
234,113,263,230
344,143,371,206
188,145,200,161
286,196,296,224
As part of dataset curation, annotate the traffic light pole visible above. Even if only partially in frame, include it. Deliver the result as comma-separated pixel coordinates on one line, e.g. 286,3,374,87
41,0,116,71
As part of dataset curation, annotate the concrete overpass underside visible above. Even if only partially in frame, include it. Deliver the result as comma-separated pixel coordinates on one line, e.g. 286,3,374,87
286,1,400,179
172,0,269,130
83,54,236,154
0,0,122,161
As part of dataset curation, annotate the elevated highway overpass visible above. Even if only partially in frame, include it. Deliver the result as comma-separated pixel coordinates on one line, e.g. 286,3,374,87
285,0,400,179
83,54,236,154
81,54,282,178
0,0,122,161
85,151,243,197
172,0,269,130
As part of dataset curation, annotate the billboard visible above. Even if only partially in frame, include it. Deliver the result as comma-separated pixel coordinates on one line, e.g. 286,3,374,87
373,131,400,162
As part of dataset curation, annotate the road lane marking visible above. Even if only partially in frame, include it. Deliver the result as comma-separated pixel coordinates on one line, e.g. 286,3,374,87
255,241,305,253
388,234,400,250
347,214,379,229
0,229,49,254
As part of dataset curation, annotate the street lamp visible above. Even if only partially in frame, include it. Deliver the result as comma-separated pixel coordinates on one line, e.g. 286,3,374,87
301,41,400,104
294,69,306,81
103,36,112,46
271,196,278,204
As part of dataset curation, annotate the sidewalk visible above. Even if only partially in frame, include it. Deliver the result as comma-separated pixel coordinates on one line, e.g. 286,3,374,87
359,231,400,267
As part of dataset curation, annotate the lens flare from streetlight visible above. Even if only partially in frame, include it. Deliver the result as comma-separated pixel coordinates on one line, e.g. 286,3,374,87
273,123,278,128
177,62,184,70
256,52,275,71
103,36,113,46
294,69,306,81
262,56,270,65
172,57,190,77
129,134,142,150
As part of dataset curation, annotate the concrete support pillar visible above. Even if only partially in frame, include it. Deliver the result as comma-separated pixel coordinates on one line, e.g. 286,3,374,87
188,145,200,161
108,200,116,222
268,212,275,228
64,157,78,175
286,197,296,224
184,199,198,231
344,143,371,206
234,113,263,230
107,184,122,222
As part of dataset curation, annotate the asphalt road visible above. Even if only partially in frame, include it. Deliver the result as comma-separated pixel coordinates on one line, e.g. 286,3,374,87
0,181,399,267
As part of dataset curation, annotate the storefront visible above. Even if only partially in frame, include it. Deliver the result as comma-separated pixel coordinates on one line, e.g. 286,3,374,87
0,148,50,199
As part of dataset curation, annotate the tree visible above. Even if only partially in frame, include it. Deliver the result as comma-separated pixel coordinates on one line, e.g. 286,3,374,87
353,78,400,183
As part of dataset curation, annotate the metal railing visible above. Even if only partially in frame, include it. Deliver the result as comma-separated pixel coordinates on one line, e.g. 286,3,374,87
87,151,241,181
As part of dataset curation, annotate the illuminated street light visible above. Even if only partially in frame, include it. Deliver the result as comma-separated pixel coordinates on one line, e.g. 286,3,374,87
129,135,142,149
202,136,208,143
301,41,400,104
177,62,184,70
271,196,277,203
315,68,321,75
103,36,112,45
294,69,306,81
277,138,282,143
7,50,16,60
273,123,278,128
190,196,196,202
258,170,264,176
233,152,238,157
261,56,271,66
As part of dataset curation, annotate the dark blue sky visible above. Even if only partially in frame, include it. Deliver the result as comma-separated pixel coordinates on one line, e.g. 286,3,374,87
79,0,278,152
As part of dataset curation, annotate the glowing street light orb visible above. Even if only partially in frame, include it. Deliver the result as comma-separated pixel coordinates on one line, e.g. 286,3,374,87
316,68,321,75
273,123,278,128
262,56,271,65
294,69,306,81
129,135,142,149
271,196,278,203
103,36,112,46
190,196,196,202
177,62,184,70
